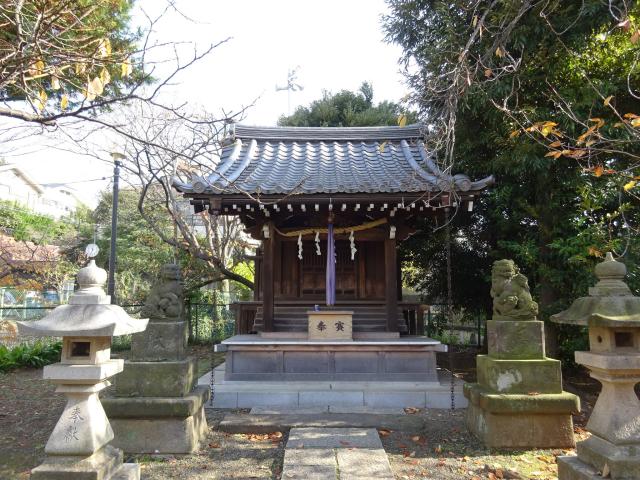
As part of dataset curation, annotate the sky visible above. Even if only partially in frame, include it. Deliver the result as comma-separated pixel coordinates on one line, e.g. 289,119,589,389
7,0,410,206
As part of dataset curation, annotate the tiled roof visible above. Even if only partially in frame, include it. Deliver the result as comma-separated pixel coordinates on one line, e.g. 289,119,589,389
173,124,494,195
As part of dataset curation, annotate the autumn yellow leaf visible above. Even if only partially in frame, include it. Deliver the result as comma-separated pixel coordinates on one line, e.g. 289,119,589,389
509,130,521,138
545,151,562,159
472,15,478,27
495,46,504,58
567,149,587,158
51,76,60,90
86,76,104,100
624,180,637,191
631,30,640,44
604,95,614,106
100,68,111,86
585,140,597,147
35,60,45,75
484,68,493,78
588,246,603,257
589,117,605,128
75,63,86,76
98,38,112,57
379,141,388,153
632,118,640,127
121,58,132,78
594,165,604,177
541,125,554,137
549,140,562,147
623,112,639,119
614,122,625,128
36,89,48,111
60,94,69,110
577,126,596,143
397,114,407,127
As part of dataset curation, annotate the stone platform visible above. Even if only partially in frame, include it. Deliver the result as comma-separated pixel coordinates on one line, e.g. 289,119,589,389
215,334,446,382
200,362,467,409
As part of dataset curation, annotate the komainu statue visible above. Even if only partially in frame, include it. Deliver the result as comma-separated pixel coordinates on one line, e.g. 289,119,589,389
490,259,538,320
141,264,183,321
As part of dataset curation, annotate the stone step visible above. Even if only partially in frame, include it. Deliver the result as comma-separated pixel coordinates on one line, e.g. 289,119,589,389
110,463,141,480
282,427,394,480
211,388,465,409
250,406,406,415
219,414,424,434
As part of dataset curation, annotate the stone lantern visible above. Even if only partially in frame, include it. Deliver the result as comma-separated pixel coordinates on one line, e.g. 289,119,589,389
16,246,148,480
552,252,640,479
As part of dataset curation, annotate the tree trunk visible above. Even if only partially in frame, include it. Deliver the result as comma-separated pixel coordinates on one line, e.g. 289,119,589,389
536,172,559,358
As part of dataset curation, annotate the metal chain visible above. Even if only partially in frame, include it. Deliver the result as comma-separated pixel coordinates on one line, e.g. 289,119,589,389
445,208,455,411
209,300,216,407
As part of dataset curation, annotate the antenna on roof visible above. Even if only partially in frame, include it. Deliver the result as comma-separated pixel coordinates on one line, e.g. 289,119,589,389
275,66,304,115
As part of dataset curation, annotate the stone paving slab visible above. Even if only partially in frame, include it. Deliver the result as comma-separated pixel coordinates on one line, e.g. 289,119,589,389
330,406,405,414
336,448,394,479
249,406,405,415
287,427,382,448
219,413,425,434
282,428,393,480
251,406,328,414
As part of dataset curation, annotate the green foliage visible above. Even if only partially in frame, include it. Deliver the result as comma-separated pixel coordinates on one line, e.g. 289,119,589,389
0,200,76,244
384,1,640,330
556,324,589,371
93,189,174,303
0,0,145,111
279,82,416,127
0,340,61,372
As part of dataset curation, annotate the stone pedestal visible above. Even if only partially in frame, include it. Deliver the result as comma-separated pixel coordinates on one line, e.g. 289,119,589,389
464,319,580,448
104,319,209,454
103,265,209,454
556,355,640,479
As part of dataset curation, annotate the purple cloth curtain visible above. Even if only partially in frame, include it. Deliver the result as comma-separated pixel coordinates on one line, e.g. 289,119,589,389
326,222,336,306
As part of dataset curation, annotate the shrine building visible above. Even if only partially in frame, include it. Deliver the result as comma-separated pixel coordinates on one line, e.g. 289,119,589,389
174,124,494,408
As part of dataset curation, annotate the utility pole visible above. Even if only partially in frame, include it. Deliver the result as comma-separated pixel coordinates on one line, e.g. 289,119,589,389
107,152,124,304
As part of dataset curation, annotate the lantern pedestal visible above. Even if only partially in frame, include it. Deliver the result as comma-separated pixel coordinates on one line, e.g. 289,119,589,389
553,252,640,479
15,255,148,480
557,354,640,479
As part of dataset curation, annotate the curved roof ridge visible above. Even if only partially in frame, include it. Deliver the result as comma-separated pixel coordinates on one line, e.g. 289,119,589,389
232,124,425,141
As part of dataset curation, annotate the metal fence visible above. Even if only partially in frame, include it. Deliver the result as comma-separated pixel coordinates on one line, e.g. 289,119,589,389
186,302,235,344
1,301,485,347
423,305,486,348
0,301,235,346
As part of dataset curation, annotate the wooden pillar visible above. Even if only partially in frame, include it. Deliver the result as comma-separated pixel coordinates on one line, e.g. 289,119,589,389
262,222,275,332
385,237,399,332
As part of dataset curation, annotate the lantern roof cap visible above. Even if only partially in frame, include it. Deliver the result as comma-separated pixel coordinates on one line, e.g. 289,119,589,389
16,248,148,337
551,252,640,327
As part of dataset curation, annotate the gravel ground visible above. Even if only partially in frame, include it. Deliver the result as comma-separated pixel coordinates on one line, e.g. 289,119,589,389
0,346,599,480
134,410,286,479
380,408,589,480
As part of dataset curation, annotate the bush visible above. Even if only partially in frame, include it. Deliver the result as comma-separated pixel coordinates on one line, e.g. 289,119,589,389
557,324,589,371
0,340,62,372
